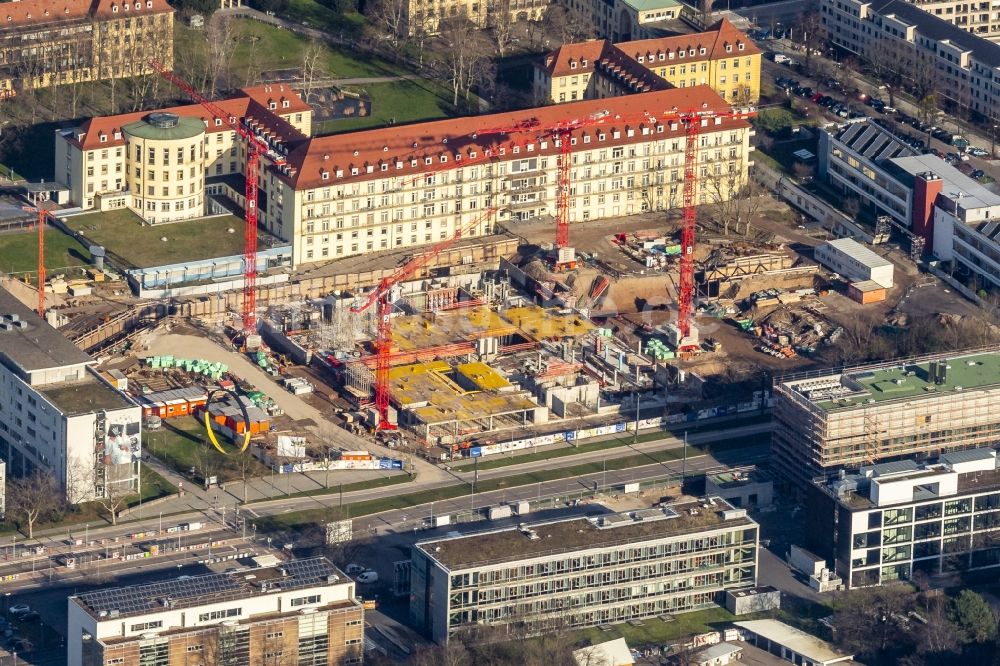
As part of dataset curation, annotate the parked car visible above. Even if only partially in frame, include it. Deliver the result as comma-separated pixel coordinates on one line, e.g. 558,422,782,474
870,100,886,113
17,612,39,623
345,563,366,575
969,147,990,157
356,571,379,584
7,605,29,618
773,53,792,64
971,169,986,179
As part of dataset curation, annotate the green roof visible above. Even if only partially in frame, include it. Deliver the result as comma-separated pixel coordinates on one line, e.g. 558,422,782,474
813,351,1000,411
620,0,681,11
122,115,205,141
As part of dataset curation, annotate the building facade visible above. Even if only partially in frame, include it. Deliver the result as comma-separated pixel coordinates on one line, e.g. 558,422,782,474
400,0,550,37
0,287,141,502
56,87,753,269
772,348,1000,489
819,120,1000,289
806,448,1000,588
909,0,1000,42
0,0,174,96
814,238,894,288
821,0,1000,121
535,19,761,105
560,0,683,42
67,557,363,666
410,501,759,642
266,87,754,267
53,85,311,219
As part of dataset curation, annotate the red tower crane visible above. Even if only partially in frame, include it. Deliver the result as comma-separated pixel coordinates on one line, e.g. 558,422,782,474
152,61,285,337
472,104,755,338
350,206,498,431
20,203,46,317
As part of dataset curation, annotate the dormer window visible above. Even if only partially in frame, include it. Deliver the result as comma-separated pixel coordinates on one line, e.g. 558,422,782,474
678,50,684,59
366,165,374,173
282,100,290,108
424,157,433,165
512,146,520,154
440,155,448,163
582,59,588,66
380,164,388,171
146,0,152,6
214,118,222,127
322,171,330,180
335,169,343,177
659,53,665,61
699,47,706,55
114,131,121,140
99,134,108,143
410,159,418,167
738,43,745,51
669,52,674,60
395,162,403,169
689,48,695,56
111,5,117,12
350,167,358,175
570,61,577,69
135,2,141,8
268,101,277,110
638,56,644,63
725,43,732,52
124,2,129,10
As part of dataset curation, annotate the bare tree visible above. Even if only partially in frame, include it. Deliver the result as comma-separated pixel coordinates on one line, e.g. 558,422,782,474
314,426,342,489
541,5,593,45
205,15,239,98
366,0,409,48
234,447,257,503
97,480,135,526
799,10,825,74
487,0,515,58
7,471,60,539
868,39,904,108
433,18,494,108
300,40,326,105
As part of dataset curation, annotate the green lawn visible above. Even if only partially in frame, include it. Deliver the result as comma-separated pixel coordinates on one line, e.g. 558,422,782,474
228,20,403,79
283,0,367,35
64,209,249,269
573,607,737,648
137,465,178,503
316,81,453,135
0,229,92,276
144,416,269,484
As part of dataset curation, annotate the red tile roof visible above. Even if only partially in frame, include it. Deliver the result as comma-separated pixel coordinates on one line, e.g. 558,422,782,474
68,86,309,151
0,0,172,27
280,86,750,191
543,40,614,77
617,18,762,63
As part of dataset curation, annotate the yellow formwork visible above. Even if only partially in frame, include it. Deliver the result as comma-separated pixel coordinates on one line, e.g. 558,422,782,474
502,305,595,340
389,360,534,424
391,306,517,351
456,362,511,391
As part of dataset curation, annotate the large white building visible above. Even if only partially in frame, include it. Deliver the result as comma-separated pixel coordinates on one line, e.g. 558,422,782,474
814,238,895,288
0,287,140,502
806,448,1000,588
821,0,1000,120
56,87,754,271
68,556,364,665
410,500,759,642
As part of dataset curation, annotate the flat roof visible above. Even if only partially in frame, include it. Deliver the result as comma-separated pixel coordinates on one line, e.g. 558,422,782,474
785,350,1000,411
734,620,854,664
620,0,681,10
888,154,1000,211
41,372,135,415
820,238,892,270
416,501,755,570
573,637,634,666
72,557,344,620
0,286,93,376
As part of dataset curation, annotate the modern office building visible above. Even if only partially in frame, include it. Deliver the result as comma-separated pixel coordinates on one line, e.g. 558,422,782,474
772,348,1000,488
535,19,761,105
410,500,760,642
805,448,1000,588
819,119,1000,289
0,286,140,503
58,86,754,270
67,557,364,666
820,0,1000,120
0,0,174,98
